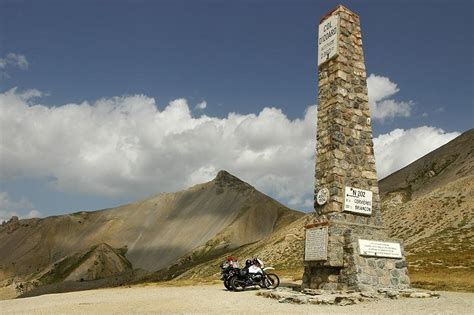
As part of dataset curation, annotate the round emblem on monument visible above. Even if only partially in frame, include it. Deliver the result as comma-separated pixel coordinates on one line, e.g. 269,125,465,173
316,187,330,206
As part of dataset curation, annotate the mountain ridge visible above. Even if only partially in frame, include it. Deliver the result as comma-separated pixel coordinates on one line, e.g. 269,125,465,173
0,170,303,292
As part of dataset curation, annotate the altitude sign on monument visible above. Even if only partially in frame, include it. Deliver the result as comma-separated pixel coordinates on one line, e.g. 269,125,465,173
303,5,411,291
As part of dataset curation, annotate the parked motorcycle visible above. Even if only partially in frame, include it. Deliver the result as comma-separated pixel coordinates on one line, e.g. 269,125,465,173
219,256,240,290
229,258,280,291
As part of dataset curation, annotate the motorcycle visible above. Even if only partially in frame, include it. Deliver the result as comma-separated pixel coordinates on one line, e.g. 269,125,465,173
229,258,280,291
219,256,240,290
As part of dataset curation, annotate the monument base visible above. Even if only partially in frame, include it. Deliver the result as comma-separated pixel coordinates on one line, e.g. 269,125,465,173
303,220,410,291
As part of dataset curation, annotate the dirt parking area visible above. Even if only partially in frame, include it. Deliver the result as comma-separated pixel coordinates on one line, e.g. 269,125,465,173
0,284,473,314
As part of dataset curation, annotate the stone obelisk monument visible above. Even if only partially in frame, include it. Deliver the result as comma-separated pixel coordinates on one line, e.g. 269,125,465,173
302,5,410,292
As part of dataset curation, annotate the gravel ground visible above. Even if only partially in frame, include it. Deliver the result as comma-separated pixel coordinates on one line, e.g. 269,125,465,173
0,284,473,315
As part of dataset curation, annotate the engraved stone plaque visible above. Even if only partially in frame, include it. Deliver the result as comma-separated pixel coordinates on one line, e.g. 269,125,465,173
344,186,373,215
359,239,402,259
304,226,328,261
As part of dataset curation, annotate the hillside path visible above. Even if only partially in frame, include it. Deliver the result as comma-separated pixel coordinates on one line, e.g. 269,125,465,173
0,284,473,314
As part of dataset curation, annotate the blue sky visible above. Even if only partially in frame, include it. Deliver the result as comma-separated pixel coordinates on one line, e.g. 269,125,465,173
0,0,472,220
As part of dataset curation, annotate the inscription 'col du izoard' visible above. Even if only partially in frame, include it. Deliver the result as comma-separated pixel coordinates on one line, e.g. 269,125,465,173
303,5,411,292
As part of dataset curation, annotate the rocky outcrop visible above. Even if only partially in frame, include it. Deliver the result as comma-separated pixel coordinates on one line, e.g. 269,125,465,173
2,216,20,234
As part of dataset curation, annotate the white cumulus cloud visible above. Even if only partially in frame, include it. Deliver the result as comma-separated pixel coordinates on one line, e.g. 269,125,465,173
0,87,461,211
367,74,413,121
0,87,316,207
195,101,207,110
0,53,29,70
0,53,29,78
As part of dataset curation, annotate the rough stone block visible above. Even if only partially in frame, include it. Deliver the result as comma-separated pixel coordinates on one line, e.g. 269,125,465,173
395,261,407,269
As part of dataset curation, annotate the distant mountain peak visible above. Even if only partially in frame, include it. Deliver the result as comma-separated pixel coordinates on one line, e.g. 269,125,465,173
213,170,254,192
214,170,237,181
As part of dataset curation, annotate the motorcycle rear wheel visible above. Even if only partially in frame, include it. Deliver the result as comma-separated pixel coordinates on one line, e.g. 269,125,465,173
230,277,246,292
264,273,280,289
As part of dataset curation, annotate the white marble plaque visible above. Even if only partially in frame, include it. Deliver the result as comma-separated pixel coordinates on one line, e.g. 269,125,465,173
316,187,329,205
344,186,372,215
304,226,328,261
359,239,402,259
318,15,339,66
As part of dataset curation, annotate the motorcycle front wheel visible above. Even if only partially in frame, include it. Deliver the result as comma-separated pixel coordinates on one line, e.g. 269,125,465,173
264,273,280,289
230,276,246,292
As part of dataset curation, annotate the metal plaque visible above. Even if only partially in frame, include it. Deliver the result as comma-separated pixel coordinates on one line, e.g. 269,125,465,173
344,186,372,215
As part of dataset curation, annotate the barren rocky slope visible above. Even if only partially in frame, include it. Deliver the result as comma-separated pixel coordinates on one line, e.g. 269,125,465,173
0,171,303,291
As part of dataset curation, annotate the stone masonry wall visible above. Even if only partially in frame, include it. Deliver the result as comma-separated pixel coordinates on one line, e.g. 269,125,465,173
315,5,382,227
342,231,410,291
303,5,410,292
303,221,410,291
